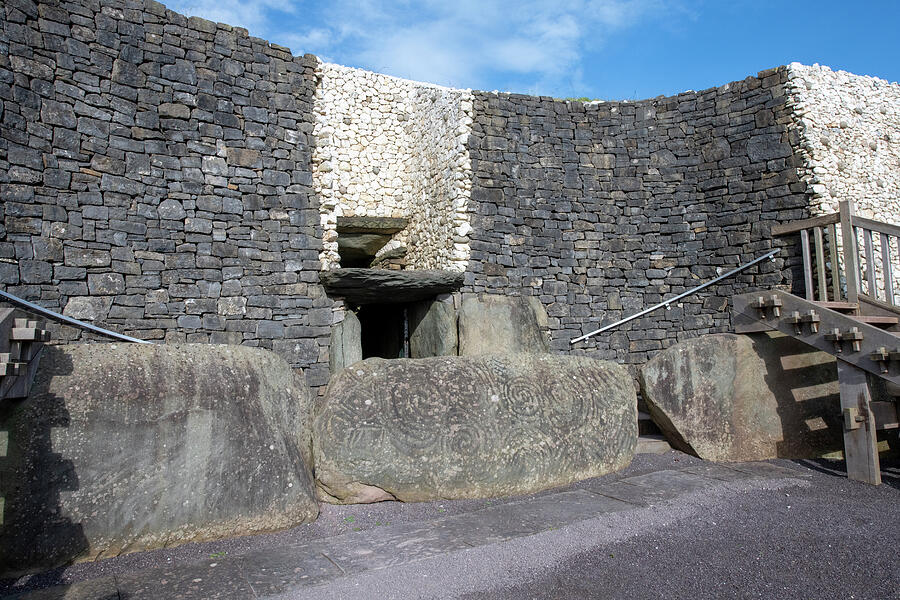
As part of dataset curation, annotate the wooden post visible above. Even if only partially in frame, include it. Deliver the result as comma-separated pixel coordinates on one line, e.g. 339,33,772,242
881,232,894,306
828,223,841,301
814,226,828,302
839,200,860,306
800,229,814,301
836,361,881,485
863,229,877,299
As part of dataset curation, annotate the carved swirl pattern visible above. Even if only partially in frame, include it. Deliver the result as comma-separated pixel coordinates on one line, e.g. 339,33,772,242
316,355,636,501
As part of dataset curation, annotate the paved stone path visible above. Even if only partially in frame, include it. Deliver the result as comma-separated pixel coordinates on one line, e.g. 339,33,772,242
3,461,812,600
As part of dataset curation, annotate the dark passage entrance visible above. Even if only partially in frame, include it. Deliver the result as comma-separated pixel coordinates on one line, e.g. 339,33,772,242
357,304,408,359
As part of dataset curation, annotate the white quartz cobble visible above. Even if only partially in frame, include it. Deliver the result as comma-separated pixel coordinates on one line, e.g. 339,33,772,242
312,62,474,272
786,63,900,223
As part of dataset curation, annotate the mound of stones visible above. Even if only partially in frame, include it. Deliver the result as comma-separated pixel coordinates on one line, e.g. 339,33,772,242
313,354,637,503
639,332,843,462
0,343,318,577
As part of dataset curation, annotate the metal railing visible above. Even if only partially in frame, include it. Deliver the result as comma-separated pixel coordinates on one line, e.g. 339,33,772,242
570,249,780,345
0,289,150,344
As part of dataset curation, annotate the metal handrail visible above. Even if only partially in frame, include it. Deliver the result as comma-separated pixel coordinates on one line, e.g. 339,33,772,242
0,289,151,344
570,249,780,345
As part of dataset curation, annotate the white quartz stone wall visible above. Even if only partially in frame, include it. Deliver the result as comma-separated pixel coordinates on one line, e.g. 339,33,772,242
312,61,474,271
785,63,900,223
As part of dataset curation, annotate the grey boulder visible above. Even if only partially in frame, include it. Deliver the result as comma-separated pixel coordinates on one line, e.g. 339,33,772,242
458,294,549,355
0,343,318,577
639,332,842,462
313,354,637,503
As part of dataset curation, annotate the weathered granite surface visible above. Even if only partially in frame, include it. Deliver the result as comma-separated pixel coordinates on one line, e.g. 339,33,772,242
458,295,549,355
409,295,458,358
0,343,318,577
313,354,637,503
639,332,843,462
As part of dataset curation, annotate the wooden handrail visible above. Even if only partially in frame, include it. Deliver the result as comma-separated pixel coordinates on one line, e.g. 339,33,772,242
851,215,900,239
771,212,840,236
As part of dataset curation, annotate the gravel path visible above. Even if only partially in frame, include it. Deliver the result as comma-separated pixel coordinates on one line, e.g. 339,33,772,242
2,452,897,599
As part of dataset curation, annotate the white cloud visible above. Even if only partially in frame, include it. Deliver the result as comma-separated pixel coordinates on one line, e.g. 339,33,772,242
167,0,680,95
165,0,298,36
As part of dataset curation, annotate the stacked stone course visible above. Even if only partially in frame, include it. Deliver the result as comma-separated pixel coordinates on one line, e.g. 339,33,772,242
464,69,810,364
2,1,898,393
0,0,332,389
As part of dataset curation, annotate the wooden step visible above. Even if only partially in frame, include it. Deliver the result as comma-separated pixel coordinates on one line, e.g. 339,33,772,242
0,362,25,377
851,315,900,328
872,402,898,430
636,435,672,454
10,327,51,342
813,301,859,313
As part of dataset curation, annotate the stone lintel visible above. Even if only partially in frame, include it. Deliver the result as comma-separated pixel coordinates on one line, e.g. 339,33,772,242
336,216,409,235
319,268,463,304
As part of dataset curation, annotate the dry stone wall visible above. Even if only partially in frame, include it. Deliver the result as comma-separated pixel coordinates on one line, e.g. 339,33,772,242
785,63,900,223
312,62,473,272
464,68,810,365
0,0,333,389
2,1,898,389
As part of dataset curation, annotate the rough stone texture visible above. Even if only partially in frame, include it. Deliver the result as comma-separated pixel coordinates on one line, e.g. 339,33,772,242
458,294,549,355
329,309,362,373
0,0,333,392
0,343,318,577
464,69,810,366
785,63,900,225
313,354,637,503
319,268,464,304
2,0,898,395
639,332,843,462
785,63,900,302
312,62,474,272
409,295,458,358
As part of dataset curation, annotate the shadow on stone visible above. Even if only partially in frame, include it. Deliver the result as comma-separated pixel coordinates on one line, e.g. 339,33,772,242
749,332,843,458
0,347,89,582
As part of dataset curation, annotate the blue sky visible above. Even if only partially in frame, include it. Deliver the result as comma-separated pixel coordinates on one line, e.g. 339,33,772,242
165,0,900,100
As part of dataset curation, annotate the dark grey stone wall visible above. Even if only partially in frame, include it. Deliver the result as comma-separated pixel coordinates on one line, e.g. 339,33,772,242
0,0,818,390
464,68,810,365
0,0,331,389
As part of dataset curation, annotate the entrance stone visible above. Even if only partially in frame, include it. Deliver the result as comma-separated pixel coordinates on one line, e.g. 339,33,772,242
313,354,637,503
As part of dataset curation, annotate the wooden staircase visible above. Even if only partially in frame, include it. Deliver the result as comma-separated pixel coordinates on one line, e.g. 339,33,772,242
736,201,900,485
0,308,51,401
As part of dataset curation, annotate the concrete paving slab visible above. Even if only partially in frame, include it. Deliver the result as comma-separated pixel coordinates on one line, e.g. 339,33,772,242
240,545,345,595
624,468,714,492
115,557,254,599
4,577,118,600
728,461,811,479
434,490,635,546
681,463,754,481
315,521,475,574
582,480,672,506
584,469,714,505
